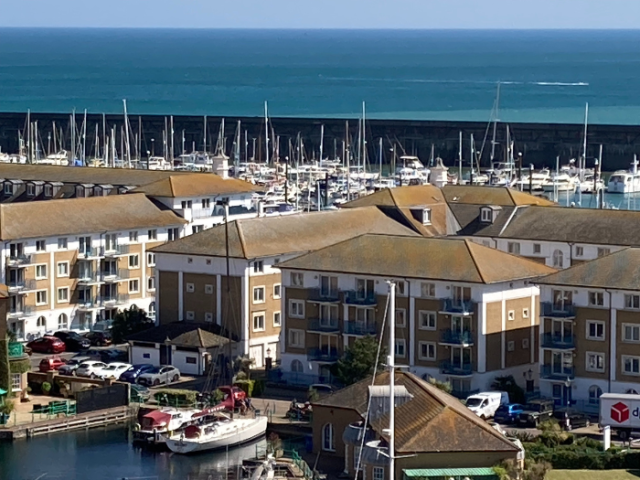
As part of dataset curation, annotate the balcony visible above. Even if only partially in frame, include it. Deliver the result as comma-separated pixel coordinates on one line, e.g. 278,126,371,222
541,365,575,381
7,279,36,293
100,293,129,307
344,291,377,306
541,332,576,349
541,302,576,318
102,244,130,257
76,271,102,285
77,299,101,311
6,254,33,267
8,305,33,319
102,269,130,283
344,321,377,336
8,342,27,358
307,318,340,334
440,299,476,315
308,288,340,303
439,360,474,376
307,348,340,363
77,247,102,260
440,329,474,346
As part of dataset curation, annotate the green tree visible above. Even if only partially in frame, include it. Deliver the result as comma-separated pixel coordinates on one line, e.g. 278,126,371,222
491,375,526,404
111,305,153,344
428,377,453,394
332,335,386,385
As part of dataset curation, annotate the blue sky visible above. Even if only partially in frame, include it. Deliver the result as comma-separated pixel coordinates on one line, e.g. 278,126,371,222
2,0,640,29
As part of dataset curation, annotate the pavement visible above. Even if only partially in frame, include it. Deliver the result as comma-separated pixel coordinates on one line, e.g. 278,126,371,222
1,394,70,427
29,343,129,370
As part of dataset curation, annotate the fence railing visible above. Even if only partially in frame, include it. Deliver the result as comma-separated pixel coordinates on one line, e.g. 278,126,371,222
343,290,377,306
441,299,476,315
541,302,576,318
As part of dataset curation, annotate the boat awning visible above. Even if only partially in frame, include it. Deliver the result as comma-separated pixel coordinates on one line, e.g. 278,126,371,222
403,468,498,480
142,410,172,427
0,388,7,395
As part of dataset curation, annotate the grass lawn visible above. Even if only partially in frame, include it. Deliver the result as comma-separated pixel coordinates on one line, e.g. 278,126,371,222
547,470,640,480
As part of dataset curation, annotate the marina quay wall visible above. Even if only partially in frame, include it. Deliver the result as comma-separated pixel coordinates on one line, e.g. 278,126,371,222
1,112,640,169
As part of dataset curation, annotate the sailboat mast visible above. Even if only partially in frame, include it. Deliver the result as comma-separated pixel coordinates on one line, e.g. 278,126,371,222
458,131,463,184
319,124,324,162
203,115,207,154
388,281,396,480
345,121,350,201
82,109,87,165
102,113,107,163
235,120,241,171
264,101,270,165
490,82,500,165
379,137,383,176
362,101,366,173
582,102,589,181
123,100,131,167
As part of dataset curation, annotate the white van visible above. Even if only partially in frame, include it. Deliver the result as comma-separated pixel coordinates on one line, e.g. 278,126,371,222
465,392,509,419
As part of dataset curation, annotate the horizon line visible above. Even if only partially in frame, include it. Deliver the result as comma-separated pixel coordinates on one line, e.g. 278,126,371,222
1,26,640,31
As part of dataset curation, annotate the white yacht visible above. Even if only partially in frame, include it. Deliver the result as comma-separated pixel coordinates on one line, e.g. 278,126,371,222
132,407,201,444
608,158,640,194
166,412,267,454
541,173,578,193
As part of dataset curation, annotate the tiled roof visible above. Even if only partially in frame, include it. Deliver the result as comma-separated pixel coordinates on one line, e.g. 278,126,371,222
152,207,418,259
442,185,554,207
314,371,519,454
343,185,445,208
448,204,517,237
279,234,555,284
537,248,640,290
132,174,258,198
127,322,230,348
0,193,186,240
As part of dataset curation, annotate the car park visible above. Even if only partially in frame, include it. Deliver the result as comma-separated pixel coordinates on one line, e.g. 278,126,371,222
517,399,555,427
119,364,156,383
27,336,66,354
137,366,180,386
84,331,112,346
39,357,66,372
494,403,525,424
553,408,591,430
75,361,109,378
53,331,91,351
58,356,92,376
98,362,132,380
465,392,509,419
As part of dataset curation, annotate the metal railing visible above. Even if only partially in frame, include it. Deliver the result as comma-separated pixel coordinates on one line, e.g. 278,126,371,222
441,299,476,315
440,329,474,345
541,364,575,380
308,288,340,303
6,254,33,266
8,305,33,318
541,332,575,349
101,244,130,257
439,360,474,376
7,279,36,292
307,348,340,362
76,271,101,284
307,318,340,333
76,299,101,310
343,321,377,336
101,269,130,282
343,290,377,306
100,293,130,306
267,369,337,386
541,302,576,318
77,247,101,259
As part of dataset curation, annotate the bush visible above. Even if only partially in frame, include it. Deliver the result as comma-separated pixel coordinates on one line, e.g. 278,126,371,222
153,388,197,407
234,379,255,398
41,382,52,395
252,379,265,398
0,400,15,415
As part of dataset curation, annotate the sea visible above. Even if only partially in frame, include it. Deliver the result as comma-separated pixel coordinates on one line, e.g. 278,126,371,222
1,29,640,123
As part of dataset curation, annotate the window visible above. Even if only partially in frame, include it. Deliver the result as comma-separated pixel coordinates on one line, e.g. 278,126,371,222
3,183,12,195
507,310,515,321
273,284,281,299
396,281,406,296
253,286,265,304
253,313,265,332
289,299,305,318
205,312,214,322
289,329,305,348
522,338,530,349
129,231,138,242
418,311,436,330
587,320,605,341
36,240,45,252
480,207,492,223
575,246,584,257
290,272,304,287
355,278,374,299
168,228,180,241
57,287,69,303
149,302,156,318
35,264,47,279
148,229,157,241
623,356,640,375
57,261,69,277
142,353,151,359
422,208,431,225
129,279,140,293
373,467,384,480
147,276,155,291
36,290,47,305
147,253,156,266
625,294,640,310
588,291,604,307
586,352,605,373
186,357,197,365
181,200,193,209
322,423,335,452
186,283,195,293
523,308,529,319
598,247,611,257
507,341,515,352
58,313,68,329
507,242,520,255
533,243,541,254
58,237,68,250
26,183,35,196
552,289,573,311
128,254,139,269
421,282,435,298
395,308,406,327
589,385,603,405
36,316,46,328
418,341,436,361
273,311,281,327
253,260,264,273
395,339,406,357
11,373,21,392
290,359,304,373
202,198,211,209
186,311,195,320
552,249,564,268
623,324,640,342
187,257,193,264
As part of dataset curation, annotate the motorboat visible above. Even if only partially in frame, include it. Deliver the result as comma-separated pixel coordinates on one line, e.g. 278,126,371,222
608,158,640,194
132,407,201,444
541,173,578,193
579,175,605,194
166,411,268,454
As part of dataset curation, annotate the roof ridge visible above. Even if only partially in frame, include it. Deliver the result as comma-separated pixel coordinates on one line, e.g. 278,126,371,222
197,328,205,348
235,221,248,258
505,187,517,206
168,176,177,197
464,239,488,284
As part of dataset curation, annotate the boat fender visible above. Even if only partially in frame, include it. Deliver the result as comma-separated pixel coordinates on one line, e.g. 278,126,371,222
133,423,141,431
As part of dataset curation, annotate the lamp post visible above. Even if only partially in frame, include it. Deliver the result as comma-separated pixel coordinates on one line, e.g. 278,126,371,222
265,347,272,372
151,138,155,157
564,376,572,409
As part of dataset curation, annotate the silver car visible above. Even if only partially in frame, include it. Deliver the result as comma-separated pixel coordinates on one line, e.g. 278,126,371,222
58,356,91,376
137,366,180,386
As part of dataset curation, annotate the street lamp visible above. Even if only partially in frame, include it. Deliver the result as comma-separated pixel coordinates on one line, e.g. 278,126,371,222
151,138,155,157
564,377,572,409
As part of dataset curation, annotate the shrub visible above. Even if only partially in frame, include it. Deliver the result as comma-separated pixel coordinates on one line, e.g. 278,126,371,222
0,400,15,415
252,379,265,398
234,379,255,397
153,388,197,407
41,382,52,394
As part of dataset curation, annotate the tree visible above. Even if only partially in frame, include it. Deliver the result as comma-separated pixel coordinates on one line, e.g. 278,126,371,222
332,335,386,385
428,377,453,394
491,375,526,404
111,305,153,344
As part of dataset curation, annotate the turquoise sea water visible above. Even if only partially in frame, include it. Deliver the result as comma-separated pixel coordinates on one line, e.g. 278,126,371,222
1,29,640,123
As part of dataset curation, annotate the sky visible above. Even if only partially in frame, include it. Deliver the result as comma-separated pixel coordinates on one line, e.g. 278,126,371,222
1,0,640,29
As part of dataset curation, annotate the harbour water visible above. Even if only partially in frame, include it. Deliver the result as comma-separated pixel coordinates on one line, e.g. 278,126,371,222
0,425,267,480
2,29,640,123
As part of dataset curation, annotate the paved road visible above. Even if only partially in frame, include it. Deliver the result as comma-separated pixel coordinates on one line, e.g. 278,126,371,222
29,344,129,370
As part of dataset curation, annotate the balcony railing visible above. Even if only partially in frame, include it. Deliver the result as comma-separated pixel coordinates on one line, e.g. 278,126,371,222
8,342,26,358
439,360,474,376
77,271,101,284
102,269,130,282
541,302,576,318
307,348,340,362
344,291,377,306
344,321,377,336
440,329,474,345
191,208,214,219
77,247,101,259
6,254,33,266
308,288,340,303
541,365,575,380
541,332,576,349
441,299,476,315
77,299,101,311
102,244,130,257
8,305,33,318
307,318,340,333
100,293,130,307
7,279,36,293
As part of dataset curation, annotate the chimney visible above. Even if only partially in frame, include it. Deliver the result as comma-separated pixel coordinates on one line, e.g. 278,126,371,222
212,153,229,179
367,385,413,422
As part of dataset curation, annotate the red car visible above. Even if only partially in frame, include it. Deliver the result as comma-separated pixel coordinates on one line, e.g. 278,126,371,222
39,357,66,372
27,336,66,354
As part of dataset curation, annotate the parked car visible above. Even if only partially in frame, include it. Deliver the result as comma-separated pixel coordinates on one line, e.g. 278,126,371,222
130,384,152,403
84,331,112,347
75,361,109,378
99,349,128,363
137,366,181,386
27,336,66,354
39,356,66,372
494,403,525,424
308,384,334,400
92,320,113,334
553,408,591,430
53,331,91,351
58,355,92,376
465,392,509,419
119,364,156,383
98,362,132,380
517,399,555,427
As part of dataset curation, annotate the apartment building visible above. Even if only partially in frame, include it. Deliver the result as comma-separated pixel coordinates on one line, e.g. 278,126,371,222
151,207,416,367
1,194,186,341
536,248,640,410
278,234,555,395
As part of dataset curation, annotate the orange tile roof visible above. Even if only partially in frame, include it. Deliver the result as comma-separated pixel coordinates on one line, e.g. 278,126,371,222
132,174,259,198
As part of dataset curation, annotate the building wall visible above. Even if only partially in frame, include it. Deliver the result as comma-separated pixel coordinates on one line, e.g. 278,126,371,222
312,405,362,457
172,348,203,376
129,344,160,366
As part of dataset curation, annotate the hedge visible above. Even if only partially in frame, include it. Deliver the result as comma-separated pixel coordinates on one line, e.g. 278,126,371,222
153,389,197,407
234,379,255,397
525,442,640,470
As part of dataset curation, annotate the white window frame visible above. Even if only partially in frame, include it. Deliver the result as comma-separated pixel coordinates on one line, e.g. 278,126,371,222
395,308,406,327
373,467,384,480
36,316,46,328
253,286,265,304
128,254,140,269
420,282,435,298
625,294,640,310
273,284,281,299
35,290,47,305
623,323,640,343
552,249,564,268
58,313,68,329
11,372,21,392
533,243,541,254
289,299,305,318
36,239,46,252
507,310,515,321
253,260,264,273
586,351,605,373
480,208,492,223
418,310,437,331
422,208,431,225
273,311,281,327
57,287,69,303
129,231,138,243
129,278,140,293
57,261,69,278
598,247,611,257
35,264,47,280
290,272,304,287
507,242,520,255
148,229,157,241
418,341,436,361
395,339,406,358
186,311,195,321
252,312,266,332
147,276,156,291
623,355,640,376
57,237,68,250
523,308,529,319
322,423,335,452
575,246,584,257
289,328,305,348
147,253,156,266
588,291,604,307
586,320,605,341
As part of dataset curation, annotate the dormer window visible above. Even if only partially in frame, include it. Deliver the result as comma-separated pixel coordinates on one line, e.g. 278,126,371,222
480,205,501,224
44,184,53,197
26,183,35,196
422,208,431,225
4,182,13,196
